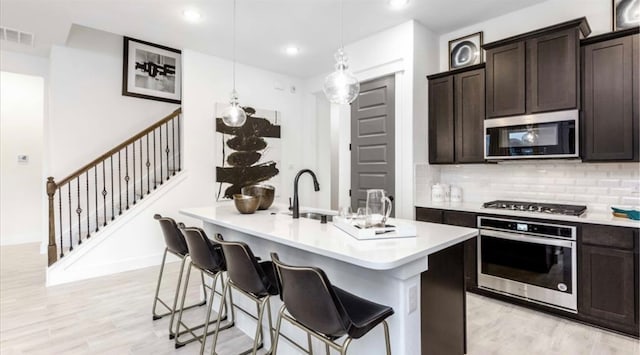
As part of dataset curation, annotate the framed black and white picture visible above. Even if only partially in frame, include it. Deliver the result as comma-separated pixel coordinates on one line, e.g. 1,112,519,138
612,0,640,31
448,31,483,70
122,37,181,104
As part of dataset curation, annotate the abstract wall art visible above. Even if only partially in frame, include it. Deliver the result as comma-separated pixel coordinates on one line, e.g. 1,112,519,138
448,31,484,70
613,0,640,31
215,104,281,200
122,36,182,104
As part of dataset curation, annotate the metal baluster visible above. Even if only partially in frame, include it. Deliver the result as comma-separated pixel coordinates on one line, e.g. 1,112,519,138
76,177,82,245
133,141,137,205
172,118,175,176
102,161,107,226
159,126,163,184
177,115,181,171
146,133,150,194
95,167,99,232
138,138,143,199
68,183,73,252
165,122,170,180
86,171,90,239
153,130,157,189
110,156,115,220
125,145,130,209
58,189,63,258
118,151,122,215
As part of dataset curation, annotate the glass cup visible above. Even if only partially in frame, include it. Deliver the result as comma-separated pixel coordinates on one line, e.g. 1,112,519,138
339,206,353,221
356,207,371,228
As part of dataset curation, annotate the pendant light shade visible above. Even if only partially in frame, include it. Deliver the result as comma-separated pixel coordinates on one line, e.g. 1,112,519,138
323,0,359,105
220,0,247,127
323,49,360,104
221,90,247,127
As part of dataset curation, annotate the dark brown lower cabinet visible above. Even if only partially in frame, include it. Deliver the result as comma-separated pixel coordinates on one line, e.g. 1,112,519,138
579,225,638,335
416,208,478,290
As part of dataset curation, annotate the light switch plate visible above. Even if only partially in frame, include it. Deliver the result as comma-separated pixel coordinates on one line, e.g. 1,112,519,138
408,284,417,314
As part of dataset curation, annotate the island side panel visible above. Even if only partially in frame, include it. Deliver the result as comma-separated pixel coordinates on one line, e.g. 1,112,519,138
420,242,466,355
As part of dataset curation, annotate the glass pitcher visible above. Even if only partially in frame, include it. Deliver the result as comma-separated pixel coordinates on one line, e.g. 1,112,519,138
365,189,392,227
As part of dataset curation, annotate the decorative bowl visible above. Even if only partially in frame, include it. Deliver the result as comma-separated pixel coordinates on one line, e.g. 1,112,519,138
241,184,275,210
233,194,260,214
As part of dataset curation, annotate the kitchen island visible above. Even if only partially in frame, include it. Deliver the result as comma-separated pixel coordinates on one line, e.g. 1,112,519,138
180,202,478,355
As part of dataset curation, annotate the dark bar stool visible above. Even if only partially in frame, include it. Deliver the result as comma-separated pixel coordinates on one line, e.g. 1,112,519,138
175,226,234,351
271,253,394,355
152,214,207,339
209,234,280,355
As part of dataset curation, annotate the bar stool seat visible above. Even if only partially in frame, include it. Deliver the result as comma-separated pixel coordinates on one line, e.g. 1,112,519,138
271,253,394,354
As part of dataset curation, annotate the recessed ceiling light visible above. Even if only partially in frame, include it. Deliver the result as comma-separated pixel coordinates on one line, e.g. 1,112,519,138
285,45,300,56
183,9,202,23
389,0,409,10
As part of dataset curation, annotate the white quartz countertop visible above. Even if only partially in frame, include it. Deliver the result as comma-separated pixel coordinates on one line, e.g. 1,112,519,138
180,202,477,270
415,200,640,229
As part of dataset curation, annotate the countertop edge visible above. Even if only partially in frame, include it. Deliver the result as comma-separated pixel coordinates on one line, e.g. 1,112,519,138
415,201,640,229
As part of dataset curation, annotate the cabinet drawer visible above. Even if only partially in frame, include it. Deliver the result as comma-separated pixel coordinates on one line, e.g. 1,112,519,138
581,224,635,250
416,208,443,224
443,210,478,228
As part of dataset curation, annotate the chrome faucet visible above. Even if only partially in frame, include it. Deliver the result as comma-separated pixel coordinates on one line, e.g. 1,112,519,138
292,169,320,219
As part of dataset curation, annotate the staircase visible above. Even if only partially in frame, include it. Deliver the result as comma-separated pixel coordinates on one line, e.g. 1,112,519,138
46,108,182,266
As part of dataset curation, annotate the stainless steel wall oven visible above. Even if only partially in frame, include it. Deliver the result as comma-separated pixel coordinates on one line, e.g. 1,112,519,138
477,216,577,312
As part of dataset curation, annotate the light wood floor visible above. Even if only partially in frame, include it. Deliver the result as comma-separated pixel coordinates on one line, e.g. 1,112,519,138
1,243,638,355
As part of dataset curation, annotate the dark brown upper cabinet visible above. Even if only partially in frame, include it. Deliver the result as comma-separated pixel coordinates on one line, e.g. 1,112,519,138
581,28,639,162
484,18,591,119
428,64,485,164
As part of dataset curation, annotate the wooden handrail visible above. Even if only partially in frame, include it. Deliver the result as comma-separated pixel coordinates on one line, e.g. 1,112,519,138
56,108,181,187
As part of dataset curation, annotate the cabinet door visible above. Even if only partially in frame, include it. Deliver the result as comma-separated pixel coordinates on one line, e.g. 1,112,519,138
415,207,443,224
579,244,637,330
444,211,478,290
582,34,638,161
528,29,579,113
428,76,454,163
455,68,486,163
486,42,526,118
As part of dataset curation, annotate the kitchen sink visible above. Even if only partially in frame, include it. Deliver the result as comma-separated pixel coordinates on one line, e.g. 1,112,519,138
283,211,335,222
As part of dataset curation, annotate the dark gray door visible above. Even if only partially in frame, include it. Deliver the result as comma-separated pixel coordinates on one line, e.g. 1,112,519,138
350,75,395,215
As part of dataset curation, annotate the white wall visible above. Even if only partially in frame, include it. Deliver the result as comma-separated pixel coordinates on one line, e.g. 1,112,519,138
304,20,439,219
0,72,45,245
48,26,179,179
438,0,612,71
48,46,307,284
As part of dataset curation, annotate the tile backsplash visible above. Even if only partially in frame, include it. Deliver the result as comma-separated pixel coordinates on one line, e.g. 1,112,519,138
415,162,640,212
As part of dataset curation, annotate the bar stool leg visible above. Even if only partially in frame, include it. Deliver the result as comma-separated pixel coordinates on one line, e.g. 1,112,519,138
382,320,392,355
271,305,286,355
152,248,169,320
307,333,314,355
340,338,353,355
199,271,221,355
174,261,193,346
249,297,269,354
168,255,189,339
210,276,232,355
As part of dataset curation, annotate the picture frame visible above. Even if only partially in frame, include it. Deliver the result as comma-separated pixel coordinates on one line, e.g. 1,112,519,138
448,31,484,70
122,37,181,104
612,0,640,31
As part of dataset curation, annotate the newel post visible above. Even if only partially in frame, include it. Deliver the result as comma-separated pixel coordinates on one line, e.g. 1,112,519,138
46,177,58,266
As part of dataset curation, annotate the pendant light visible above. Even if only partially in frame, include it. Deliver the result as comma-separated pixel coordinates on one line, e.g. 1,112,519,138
220,0,247,127
323,0,360,105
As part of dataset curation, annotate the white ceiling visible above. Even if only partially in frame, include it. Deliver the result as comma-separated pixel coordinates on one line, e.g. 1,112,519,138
0,0,548,77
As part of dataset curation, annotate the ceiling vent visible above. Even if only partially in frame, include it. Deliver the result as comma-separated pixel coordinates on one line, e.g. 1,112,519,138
0,27,34,46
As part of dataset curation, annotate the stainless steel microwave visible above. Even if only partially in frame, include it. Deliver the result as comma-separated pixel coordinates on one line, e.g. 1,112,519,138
484,110,579,160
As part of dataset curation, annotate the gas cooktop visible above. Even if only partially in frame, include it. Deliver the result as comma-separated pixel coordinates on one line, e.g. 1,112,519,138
482,200,587,216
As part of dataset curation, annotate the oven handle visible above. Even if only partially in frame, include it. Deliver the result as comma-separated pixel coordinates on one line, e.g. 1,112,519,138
480,229,575,248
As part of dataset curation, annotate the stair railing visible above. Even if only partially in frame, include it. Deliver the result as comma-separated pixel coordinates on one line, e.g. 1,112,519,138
46,108,182,266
